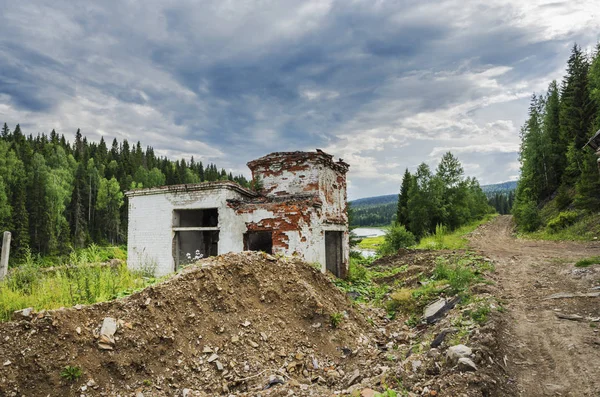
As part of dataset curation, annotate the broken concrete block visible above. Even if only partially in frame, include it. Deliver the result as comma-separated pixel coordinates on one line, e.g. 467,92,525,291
100,317,118,337
424,297,459,324
13,307,33,320
457,357,478,371
446,344,472,364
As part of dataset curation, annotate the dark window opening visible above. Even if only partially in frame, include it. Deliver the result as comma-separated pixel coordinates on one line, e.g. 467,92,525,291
244,231,273,254
173,230,219,270
325,231,343,277
173,208,218,227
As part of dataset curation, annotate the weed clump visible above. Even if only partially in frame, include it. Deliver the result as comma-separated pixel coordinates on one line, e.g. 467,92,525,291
330,312,344,328
60,365,82,382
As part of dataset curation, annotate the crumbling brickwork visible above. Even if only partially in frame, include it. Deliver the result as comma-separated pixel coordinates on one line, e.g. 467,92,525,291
127,150,350,278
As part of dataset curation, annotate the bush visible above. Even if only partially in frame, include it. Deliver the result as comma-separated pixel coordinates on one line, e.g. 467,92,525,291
513,200,542,232
347,260,369,283
377,223,416,256
547,211,579,233
555,185,572,210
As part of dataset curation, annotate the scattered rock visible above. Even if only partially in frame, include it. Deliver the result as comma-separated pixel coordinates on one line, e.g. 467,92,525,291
207,353,219,363
3,360,11,366
13,307,33,320
457,357,478,372
346,369,361,387
446,345,473,364
215,360,224,371
411,360,422,372
265,374,285,389
100,317,118,336
424,297,459,324
430,328,457,348
361,388,377,397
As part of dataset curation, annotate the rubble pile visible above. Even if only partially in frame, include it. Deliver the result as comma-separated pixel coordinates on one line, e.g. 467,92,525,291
0,251,513,396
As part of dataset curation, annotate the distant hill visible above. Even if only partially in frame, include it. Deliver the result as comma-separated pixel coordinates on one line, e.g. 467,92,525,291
350,194,397,207
350,180,518,226
481,181,518,194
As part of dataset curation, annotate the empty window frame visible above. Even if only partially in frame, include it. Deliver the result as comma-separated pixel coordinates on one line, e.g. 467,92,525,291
244,231,273,254
172,208,219,270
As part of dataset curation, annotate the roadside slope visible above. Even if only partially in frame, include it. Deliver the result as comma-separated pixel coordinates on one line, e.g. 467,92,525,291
469,215,600,396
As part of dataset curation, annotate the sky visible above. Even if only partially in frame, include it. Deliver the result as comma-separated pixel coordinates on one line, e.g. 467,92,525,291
1,1,599,199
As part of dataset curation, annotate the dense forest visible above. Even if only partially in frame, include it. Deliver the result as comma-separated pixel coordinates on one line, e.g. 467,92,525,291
396,153,493,238
514,44,600,231
350,181,512,227
0,125,249,260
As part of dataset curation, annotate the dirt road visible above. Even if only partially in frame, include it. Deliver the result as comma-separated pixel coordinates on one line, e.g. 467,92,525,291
469,215,600,397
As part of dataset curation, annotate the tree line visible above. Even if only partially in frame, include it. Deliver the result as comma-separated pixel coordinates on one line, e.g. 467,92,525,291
488,191,515,215
0,124,249,259
514,44,600,231
396,152,493,239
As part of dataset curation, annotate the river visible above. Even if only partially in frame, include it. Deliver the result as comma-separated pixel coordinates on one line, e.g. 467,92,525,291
351,227,387,257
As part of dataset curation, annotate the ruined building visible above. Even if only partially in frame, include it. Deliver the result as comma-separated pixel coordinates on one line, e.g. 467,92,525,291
126,150,350,278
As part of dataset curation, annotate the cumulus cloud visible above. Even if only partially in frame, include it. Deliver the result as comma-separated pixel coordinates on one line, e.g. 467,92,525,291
0,0,599,198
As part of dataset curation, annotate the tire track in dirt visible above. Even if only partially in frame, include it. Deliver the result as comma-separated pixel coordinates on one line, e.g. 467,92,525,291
469,215,600,396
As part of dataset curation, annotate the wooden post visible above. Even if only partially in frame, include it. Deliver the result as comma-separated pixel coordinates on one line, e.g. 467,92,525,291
0,231,11,280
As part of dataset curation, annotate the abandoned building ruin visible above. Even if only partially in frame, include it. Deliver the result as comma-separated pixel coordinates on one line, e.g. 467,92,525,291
126,150,350,278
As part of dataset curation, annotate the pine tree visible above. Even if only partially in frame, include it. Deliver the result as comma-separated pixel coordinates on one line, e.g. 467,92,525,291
560,44,593,183
396,169,412,226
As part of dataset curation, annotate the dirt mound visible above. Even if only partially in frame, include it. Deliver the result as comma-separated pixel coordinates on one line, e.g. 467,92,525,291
0,252,373,396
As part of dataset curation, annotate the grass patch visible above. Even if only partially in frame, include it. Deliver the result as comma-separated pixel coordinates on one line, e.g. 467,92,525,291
357,235,385,251
415,214,497,250
575,256,600,268
0,257,162,322
334,256,391,305
386,253,492,319
10,244,127,269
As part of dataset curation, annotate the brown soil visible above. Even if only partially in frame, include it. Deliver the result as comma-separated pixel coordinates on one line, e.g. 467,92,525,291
468,215,600,397
0,252,374,396
5,215,591,397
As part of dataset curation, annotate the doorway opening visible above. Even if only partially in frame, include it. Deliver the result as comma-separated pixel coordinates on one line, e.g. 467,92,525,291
325,231,343,277
244,231,273,254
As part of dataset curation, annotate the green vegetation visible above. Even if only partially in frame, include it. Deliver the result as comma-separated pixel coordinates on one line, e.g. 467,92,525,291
0,248,160,321
575,256,600,268
357,235,385,251
60,365,82,382
396,153,494,240
386,254,493,319
416,214,497,250
522,209,600,241
330,312,344,328
0,125,249,262
334,256,402,305
377,223,416,255
514,44,600,235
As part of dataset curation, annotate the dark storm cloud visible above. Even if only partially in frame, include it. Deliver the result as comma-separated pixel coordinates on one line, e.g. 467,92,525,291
0,0,598,197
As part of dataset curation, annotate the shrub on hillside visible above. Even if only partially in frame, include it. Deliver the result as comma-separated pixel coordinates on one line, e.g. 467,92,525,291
547,211,579,233
378,223,416,256
513,199,541,232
